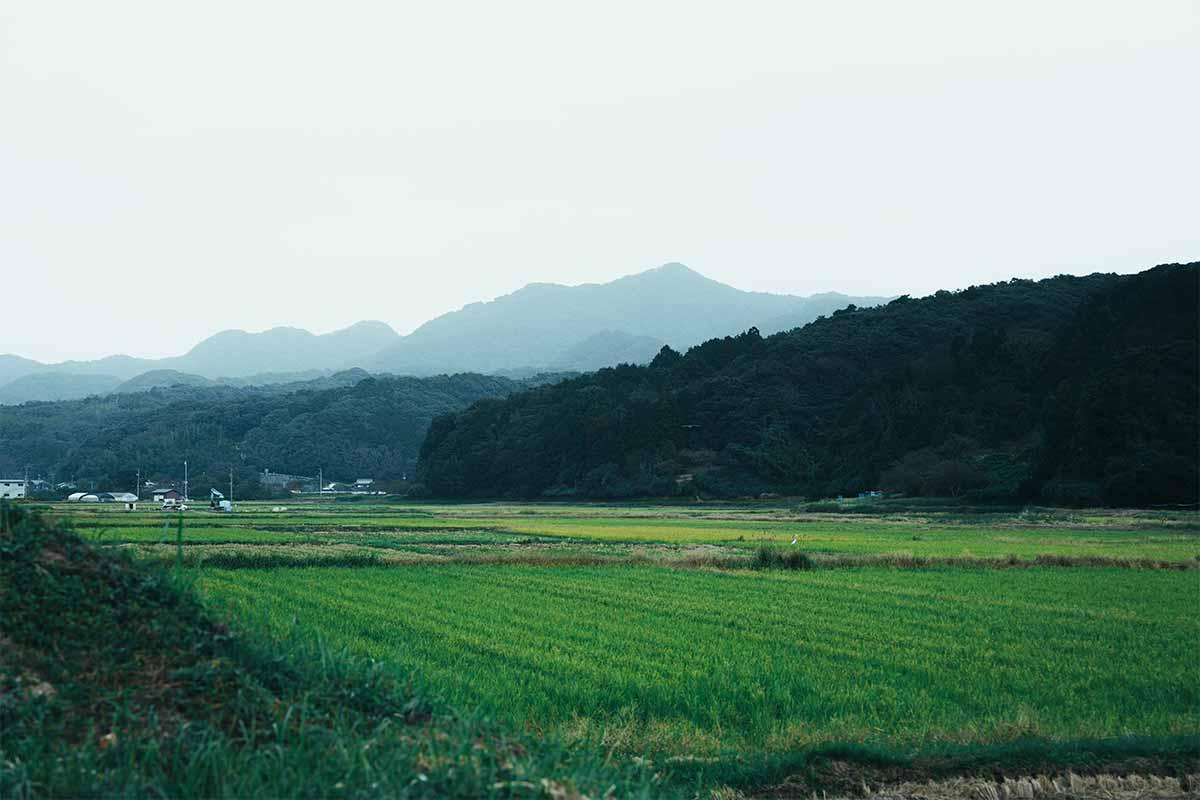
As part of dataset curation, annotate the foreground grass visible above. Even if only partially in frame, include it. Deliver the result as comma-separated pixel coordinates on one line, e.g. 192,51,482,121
197,563,1200,757
0,504,667,799
8,502,1199,797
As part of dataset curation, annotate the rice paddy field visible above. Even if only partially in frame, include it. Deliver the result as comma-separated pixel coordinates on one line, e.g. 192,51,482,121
50,499,1200,784
63,500,1200,562
199,564,1198,755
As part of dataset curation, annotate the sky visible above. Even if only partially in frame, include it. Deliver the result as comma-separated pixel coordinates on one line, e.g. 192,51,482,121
2,1,1198,363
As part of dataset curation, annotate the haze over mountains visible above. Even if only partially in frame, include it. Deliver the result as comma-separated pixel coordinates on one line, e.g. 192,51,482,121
368,264,887,374
6,262,1193,505
0,265,886,404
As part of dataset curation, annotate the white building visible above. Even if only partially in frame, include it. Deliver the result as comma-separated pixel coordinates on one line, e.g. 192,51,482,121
0,479,27,499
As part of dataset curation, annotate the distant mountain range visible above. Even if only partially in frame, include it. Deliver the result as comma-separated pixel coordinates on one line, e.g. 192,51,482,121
367,264,886,374
0,264,887,404
0,321,399,402
0,368,386,407
10,263,1190,505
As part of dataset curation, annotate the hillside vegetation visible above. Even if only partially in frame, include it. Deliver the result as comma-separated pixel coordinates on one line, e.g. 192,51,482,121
0,373,540,495
417,264,1199,505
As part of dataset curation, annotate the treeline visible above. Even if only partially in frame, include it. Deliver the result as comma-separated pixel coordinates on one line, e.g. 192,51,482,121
0,373,539,497
417,264,1198,506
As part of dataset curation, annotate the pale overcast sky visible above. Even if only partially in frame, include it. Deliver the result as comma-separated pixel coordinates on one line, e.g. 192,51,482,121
2,1,1197,362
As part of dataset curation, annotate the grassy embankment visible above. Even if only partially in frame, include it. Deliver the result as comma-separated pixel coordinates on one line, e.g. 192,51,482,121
0,503,666,798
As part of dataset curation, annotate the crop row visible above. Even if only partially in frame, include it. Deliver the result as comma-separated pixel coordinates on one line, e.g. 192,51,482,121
70,510,1200,560
198,564,1199,755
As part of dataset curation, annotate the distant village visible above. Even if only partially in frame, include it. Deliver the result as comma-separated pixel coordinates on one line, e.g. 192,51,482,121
0,468,385,510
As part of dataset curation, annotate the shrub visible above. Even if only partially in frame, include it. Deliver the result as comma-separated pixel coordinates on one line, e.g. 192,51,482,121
751,546,814,571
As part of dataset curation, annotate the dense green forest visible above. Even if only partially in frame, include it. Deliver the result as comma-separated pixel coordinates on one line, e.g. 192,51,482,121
0,373,538,497
418,264,1198,506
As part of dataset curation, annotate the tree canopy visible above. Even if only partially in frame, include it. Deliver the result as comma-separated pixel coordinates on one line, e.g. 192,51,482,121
0,373,535,497
417,264,1198,506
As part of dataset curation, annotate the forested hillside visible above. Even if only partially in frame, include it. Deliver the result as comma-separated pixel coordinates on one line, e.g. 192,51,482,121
418,264,1198,505
0,373,535,496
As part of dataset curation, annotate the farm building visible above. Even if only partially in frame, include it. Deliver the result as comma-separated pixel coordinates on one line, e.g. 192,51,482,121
71,493,111,502
0,479,27,499
65,491,138,503
153,489,183,502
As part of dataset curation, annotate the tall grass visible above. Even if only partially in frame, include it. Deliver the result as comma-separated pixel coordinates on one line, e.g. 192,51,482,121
750,546,813,570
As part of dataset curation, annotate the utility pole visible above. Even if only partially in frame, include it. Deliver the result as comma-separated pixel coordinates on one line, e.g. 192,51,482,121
136,468,141,500
229,468,234,505
318,467,323,496
184,460,188,503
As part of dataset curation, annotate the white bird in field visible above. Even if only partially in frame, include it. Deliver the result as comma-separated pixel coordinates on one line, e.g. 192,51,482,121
790,535,798,545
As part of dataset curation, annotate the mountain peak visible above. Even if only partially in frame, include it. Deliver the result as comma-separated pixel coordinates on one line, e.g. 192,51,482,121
634,262,705,280
370,263,890,375
339,320,397,334
615,263,726,291
651,262,697,275
2,265,891,402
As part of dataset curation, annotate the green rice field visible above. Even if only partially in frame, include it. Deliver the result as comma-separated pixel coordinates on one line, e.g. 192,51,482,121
48,499,1200,770
198,563,1199,755
66,500,1200,562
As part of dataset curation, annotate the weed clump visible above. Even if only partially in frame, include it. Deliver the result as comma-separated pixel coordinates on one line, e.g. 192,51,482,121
751,546,814,570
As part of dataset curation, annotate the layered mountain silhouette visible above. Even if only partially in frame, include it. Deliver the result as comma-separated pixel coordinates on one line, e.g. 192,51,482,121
0,372,126,405
369,264,886,374
0,264,886,403
0,322,399,403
